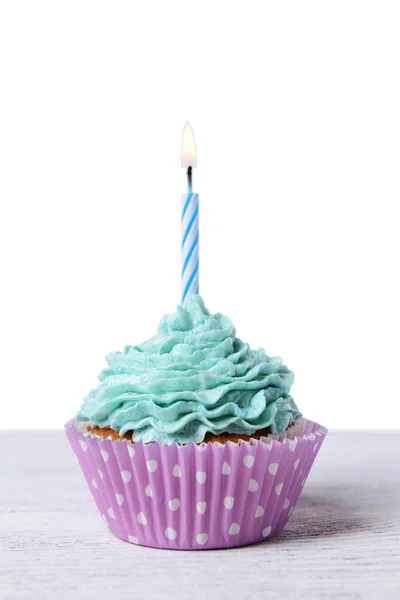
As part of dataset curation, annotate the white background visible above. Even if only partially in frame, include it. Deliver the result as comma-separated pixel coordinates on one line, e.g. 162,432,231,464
1,1,399,430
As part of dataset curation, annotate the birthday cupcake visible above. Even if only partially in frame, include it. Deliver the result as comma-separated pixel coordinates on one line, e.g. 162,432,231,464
66,295,327,550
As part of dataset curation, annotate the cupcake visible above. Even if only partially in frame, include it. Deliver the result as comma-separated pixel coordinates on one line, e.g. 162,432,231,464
66,295,327,550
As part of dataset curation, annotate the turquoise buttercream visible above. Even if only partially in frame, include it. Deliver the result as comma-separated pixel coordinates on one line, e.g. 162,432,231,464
77,296,301,445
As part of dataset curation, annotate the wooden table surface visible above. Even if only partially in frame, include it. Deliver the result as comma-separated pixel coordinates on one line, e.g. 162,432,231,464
0,430,399,600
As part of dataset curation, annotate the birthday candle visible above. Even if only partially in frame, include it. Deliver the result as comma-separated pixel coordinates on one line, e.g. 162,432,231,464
181,122,199,305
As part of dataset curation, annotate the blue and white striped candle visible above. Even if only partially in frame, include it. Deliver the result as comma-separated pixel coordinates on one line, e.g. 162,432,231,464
181,122,199,305
181,187,199,304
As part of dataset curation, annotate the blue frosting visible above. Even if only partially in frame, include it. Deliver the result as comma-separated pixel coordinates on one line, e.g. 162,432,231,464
77,296,301,444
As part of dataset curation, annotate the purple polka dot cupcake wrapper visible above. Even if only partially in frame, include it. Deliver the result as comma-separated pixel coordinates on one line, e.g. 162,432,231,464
65,418,327,550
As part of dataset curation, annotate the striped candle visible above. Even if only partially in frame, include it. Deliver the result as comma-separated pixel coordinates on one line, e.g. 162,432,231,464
181,188,199,304
181,122,199,305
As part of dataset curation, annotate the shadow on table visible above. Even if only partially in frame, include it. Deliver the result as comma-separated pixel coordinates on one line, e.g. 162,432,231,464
272,485,370,542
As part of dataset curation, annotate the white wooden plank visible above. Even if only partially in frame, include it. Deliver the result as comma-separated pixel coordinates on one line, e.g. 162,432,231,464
0,430,399,599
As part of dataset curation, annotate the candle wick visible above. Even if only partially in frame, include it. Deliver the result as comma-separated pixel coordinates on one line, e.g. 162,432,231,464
187,166,193,190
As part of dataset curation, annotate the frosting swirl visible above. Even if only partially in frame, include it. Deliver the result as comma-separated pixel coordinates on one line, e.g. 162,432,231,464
77,296,301,445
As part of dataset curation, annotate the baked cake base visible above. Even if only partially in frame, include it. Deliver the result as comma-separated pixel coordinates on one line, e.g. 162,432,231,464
86,425,274,445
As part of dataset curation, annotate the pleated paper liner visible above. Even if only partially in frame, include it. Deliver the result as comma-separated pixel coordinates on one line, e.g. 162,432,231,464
65,417,327,550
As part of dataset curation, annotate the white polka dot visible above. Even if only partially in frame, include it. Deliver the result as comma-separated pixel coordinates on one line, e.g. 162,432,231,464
79,440,88,452
289,506,294,516
168,498,180,511
222,462,231,475
146,460,158,473
249,479,259,492
255,505,264,518
262,526,272,538
128,445,135,458
197,502,207,514
107,507,115,519
283,498,290,509
196,471,207,484
116,493,124,506
145,484,153,497
243,455,255,468
309,433,316,441
98,469,103,479
301,478,306,487
229,523,240,535
196,533,208,545
196,444,207,452
137,512,147,525
275,483,283,496
313,443,318,452
101,450,109,462
268,463,279,475
165,527,177,540
92,479,98,489
223,496,235,509
128,535,138,544
102,515,108,528
289,439,297,451
173,465,181,477
121,470,132,483
293,459,300,470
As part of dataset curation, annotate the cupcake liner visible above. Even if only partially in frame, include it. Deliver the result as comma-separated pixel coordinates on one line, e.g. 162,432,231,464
65,417,327,550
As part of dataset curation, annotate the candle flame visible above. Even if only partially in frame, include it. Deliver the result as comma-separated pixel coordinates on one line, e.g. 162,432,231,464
181,121,197,168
